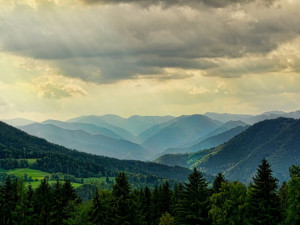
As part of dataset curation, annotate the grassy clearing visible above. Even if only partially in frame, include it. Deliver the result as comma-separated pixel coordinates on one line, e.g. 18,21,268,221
2,167,114,189
26,180,82,189
6,168,83,189
16,158,38,165
7,168,50,180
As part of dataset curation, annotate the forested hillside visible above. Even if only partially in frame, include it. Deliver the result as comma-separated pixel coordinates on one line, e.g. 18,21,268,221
0,121,193,185
156,118,300,183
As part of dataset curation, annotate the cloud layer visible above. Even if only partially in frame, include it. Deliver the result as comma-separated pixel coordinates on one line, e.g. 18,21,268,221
0,0,300,120
0,0,298,84
82,0,277,8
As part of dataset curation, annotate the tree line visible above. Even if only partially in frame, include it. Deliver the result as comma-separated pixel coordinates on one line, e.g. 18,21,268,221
1,159,300,225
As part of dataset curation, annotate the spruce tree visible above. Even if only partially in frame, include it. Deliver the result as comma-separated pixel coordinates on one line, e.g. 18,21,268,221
1,177,18,225
159,181,172,215
247,159,280,225
150,186,160,225
181,167,210,225
212,173,226,194
144,186,152,223
111,172,135,225
89,188,105,225
33,178,53,225
173,183,186,225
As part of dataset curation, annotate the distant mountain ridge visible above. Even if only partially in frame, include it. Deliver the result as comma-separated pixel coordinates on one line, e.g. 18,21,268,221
42,120,121,139
160,125,249,155
0,121,193,182
155,117,300,183
140,115,222,153
205,110,300,124
67,115,136,142
18,123,150,160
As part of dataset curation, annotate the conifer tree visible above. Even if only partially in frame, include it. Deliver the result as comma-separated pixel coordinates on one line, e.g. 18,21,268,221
173,183,186,225
24,184,34,225
159,181,172,215
181,167,210,225
111,172,135,225
33,178,53,225
150,186,160,225
144,185,152,223
212,173,226,194
1,177,18,225
247,159,280,225
89,188,104,225
278,181,288,221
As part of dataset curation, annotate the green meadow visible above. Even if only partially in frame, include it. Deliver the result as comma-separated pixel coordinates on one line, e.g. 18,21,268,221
3,168,111,189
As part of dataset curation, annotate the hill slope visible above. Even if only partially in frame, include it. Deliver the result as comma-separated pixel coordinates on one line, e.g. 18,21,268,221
18,123,149,161
156,118,300,183
140,115,222,153
67,115,136,141
161,125,249,155
42,120,121,139
0,121,193,182
97,114,174,136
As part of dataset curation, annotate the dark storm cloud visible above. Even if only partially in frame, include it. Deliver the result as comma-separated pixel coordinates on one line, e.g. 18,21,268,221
82,0,276,8
0,0,299,83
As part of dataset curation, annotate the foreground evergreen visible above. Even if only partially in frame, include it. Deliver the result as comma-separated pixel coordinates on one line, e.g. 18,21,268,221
1,159,300,225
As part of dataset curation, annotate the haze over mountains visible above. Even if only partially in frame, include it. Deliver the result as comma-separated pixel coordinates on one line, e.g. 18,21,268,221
2,109,300,183
2,109,300,176
18,123,149,161
0,121,193,183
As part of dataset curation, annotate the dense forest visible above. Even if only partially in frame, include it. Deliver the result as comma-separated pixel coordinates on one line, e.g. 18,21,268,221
1,159,300,225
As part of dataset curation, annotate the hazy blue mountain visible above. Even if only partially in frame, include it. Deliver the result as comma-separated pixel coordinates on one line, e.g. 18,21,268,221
67,115,136,141
3,118,36,127
18,123,150,160
261,110,286,115
160,125,249,155
284,110,300,119
205,111,293,125
243,113,286,125
98,114,174,136
205,120,249,137
42,119,121,139
0,121,193,182
126,115,175,135
204,112,252,123
155,118,300,183
141,115,222,153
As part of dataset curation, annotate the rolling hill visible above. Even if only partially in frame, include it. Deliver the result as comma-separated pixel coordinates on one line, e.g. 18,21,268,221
97,114,174,136
0,121,193,183
67,115,136,141
42,120,121,139
18,123,150,160
139,115,222,153
160,125,249,155
155,118,300,183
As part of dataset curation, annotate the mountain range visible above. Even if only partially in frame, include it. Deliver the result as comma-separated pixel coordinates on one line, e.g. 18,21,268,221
18,123,150,160
0,121,194,183
3,110,300,163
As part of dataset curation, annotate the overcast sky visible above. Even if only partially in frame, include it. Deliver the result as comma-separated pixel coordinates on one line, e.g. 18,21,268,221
0,0,299,121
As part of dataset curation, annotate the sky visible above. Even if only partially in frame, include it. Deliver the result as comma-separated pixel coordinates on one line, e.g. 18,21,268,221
0,0,299,121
